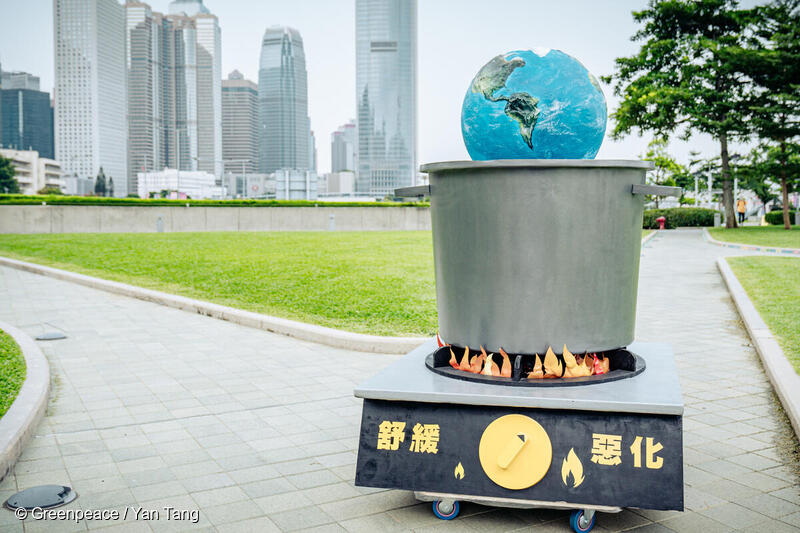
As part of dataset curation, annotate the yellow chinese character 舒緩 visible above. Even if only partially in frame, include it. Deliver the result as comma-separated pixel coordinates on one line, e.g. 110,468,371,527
590,433,622,466
377,421,406,451
630,436,664,469
409,423,439,454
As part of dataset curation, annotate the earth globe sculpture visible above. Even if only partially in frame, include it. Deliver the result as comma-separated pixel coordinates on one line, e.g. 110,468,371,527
461,48,607,160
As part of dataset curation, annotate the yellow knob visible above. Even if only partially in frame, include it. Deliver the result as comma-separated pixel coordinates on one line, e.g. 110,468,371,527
479,414,552,490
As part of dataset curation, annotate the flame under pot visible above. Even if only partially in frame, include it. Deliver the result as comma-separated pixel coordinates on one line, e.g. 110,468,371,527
422,160,653,354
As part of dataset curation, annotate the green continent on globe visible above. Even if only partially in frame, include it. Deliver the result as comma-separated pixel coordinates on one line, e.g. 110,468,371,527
470,55,540,150
503,93,540,149
471,55,526,100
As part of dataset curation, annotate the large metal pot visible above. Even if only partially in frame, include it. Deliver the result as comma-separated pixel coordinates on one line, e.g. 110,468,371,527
397,160,679,354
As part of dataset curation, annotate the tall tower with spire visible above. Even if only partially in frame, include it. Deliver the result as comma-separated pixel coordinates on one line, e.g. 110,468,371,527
258,26,309,173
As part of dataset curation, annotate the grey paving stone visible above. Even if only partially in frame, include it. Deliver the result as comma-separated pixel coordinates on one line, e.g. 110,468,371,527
338,511,408,533
700,502,769,529
739,493,800,519
286,469,342,490
180,472,235,493
189,486,250,508
241,477,295,499
202,499,264,526
268,505,335,532
660,511,731,533
215,516,281,533
253,490,313,514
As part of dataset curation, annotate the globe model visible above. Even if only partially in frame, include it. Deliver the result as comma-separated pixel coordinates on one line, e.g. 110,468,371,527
461,48,607,160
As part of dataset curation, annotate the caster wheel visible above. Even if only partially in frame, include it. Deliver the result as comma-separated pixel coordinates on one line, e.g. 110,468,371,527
432,500,460,520
569,509,596,532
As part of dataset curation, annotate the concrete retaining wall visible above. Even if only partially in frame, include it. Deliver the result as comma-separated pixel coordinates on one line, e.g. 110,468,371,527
0,205,432,233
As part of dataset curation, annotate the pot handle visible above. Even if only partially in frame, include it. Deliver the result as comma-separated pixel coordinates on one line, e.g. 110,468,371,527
394,185,431,198
631,184,682,197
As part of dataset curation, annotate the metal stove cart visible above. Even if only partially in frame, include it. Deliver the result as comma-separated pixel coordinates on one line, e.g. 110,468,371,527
353,161,684,532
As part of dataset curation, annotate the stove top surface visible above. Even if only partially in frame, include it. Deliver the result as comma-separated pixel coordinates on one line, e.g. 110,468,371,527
355,340,683,415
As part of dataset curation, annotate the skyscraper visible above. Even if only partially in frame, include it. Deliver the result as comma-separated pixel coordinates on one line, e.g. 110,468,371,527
124,0,222,192
222,70,258,174
331,119,357,172
125,1,163,192
183,2,222,179
1,70,54,159
355,0,417,196
258,26,309,173
54,0,128,195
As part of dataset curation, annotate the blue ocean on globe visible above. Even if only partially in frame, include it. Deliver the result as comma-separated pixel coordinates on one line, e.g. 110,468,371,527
461,49,607,160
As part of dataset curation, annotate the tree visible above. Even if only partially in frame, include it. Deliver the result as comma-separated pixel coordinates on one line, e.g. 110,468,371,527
36,186,65,195
603,0,753,228
739,142,800,211
94,167,107,196
0,155,19,194
108,177,115,198
727,0,800,228
643,138,688,207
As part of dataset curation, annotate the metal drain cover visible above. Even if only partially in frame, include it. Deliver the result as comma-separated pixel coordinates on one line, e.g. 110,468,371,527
3,485,77,510
35,332,67,341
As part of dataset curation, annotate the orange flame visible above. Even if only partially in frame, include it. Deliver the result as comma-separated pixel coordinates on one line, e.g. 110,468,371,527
458,346,471,372
499,348,512,378
449,348,459,369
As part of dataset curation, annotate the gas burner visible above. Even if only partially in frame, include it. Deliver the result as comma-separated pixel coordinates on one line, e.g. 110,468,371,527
426,346,645,387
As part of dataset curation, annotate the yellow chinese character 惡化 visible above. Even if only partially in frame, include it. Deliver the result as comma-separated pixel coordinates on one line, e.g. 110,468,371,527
630,436,664,469
377,421,406,451
590,433,622,466
409,423,440,454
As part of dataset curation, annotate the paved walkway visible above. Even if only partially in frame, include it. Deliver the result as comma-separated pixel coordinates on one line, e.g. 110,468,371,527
0,229,798,532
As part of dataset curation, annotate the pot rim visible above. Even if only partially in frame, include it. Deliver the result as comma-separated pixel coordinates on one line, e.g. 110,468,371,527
420,159,654,173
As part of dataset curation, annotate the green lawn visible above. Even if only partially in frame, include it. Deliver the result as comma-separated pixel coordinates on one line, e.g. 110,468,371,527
0,232,438,337
708,226,800,249
0,330,26,419
0,231,658,338
643,230,653,239
728,256,800,374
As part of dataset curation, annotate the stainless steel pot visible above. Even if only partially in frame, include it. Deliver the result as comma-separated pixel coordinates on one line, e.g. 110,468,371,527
397,160,679,354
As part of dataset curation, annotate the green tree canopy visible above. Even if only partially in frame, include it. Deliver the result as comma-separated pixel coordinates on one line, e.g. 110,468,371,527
94,167,107,196
0,155,19,194
603,0,753,228
727,0,800,228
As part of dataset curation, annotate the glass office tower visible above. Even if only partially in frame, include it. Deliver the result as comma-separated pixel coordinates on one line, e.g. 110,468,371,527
258,26,309,173
55,0,127,194
355,0,417,196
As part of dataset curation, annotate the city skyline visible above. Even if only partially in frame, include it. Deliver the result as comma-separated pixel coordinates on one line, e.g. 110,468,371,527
1,0,758,177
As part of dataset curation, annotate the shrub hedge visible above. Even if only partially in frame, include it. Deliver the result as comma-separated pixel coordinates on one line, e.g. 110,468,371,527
765,210,798,225
643,207,718,229
0,194,428,208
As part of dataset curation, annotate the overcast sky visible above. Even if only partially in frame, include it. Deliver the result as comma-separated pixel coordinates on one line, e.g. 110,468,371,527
0,0,754,174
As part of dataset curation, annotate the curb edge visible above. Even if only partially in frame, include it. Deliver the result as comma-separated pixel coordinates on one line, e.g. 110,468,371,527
716,257,800,441
703,227,800,255
0,321,51,483
0,256,426,354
